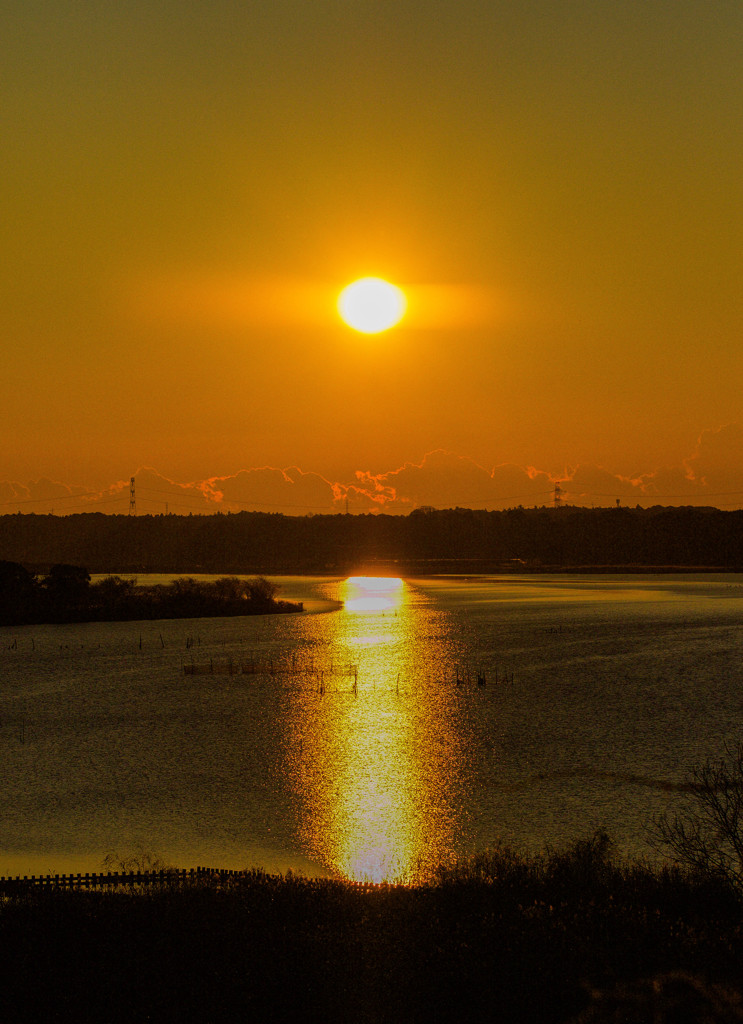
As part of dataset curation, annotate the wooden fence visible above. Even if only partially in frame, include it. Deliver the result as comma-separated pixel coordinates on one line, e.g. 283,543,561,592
0,866,244,892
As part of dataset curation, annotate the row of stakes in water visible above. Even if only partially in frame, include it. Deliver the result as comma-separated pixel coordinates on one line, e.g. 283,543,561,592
183,655,358,681
457,667,515,686
182,655,514,691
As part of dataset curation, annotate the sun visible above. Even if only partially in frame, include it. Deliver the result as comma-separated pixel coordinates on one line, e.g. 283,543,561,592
337,277,407,334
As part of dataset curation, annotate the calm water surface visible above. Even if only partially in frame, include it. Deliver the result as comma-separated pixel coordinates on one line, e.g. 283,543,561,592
1,573,742,881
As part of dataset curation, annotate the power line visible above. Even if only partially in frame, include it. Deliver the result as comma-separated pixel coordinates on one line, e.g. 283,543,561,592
0,488,104,508
3,479,743,515
565,488,743,500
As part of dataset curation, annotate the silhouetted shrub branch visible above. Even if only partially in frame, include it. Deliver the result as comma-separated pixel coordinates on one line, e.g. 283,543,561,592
649,742,743,889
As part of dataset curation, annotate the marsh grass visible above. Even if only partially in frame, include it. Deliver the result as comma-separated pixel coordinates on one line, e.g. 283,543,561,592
1,833,742,1023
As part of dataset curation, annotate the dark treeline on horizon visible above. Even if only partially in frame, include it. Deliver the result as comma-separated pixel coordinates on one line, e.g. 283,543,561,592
0,506,741,575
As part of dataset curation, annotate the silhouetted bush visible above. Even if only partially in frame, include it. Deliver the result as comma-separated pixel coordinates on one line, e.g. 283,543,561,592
0,561,39,624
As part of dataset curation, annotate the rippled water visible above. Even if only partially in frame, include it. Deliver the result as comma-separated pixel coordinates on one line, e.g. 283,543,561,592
1,573,742,881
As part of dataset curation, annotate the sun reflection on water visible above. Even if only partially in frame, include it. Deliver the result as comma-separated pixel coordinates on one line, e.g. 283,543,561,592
343,576,404,613
282,576,464,884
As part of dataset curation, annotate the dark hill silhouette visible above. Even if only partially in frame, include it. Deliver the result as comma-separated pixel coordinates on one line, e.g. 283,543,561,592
0,506,741,577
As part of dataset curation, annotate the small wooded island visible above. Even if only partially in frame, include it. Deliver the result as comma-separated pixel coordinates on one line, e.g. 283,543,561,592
0,561,302,626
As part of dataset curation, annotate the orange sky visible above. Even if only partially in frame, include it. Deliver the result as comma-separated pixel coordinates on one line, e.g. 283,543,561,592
3,2,742,514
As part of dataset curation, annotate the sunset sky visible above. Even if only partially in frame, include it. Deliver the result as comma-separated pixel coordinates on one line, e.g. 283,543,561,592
3,1,742,515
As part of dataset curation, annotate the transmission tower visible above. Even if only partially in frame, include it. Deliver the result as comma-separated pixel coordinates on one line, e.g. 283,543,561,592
129,476,136,516
553,481,563,508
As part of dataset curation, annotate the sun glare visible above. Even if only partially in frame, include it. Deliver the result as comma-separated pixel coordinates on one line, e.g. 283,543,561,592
344,576,404,613
337,278,407,334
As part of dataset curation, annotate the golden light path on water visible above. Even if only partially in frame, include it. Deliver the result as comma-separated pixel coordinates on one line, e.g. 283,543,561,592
282,576,465,884
335,577,412,881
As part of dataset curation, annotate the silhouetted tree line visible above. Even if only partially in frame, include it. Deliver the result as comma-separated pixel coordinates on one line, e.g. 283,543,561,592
0,562,300,626
0,505,741,577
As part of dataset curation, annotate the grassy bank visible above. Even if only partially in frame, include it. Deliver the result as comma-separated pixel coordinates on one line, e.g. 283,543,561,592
2,833,742,1023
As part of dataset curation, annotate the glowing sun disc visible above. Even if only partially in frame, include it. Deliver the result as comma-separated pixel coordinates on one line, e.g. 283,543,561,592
338,278,407,333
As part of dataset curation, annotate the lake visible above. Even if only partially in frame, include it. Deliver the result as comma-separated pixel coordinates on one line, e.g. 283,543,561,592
1,573,742,882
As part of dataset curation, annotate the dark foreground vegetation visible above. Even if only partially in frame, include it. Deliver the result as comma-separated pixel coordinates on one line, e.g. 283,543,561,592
0,561,301,625
2,834,743,1023
2,505,743,574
